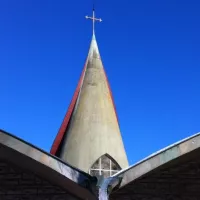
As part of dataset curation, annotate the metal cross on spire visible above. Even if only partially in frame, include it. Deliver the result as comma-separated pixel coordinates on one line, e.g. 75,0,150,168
85,8,102,35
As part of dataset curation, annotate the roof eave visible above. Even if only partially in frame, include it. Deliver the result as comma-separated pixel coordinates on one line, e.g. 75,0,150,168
0,129,96,200
111,132,200,190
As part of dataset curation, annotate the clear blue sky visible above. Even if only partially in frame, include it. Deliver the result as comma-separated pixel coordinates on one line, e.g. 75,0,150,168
0,0,199,165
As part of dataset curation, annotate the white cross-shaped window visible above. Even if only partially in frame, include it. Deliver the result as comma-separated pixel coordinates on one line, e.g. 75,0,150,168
89,157,120,177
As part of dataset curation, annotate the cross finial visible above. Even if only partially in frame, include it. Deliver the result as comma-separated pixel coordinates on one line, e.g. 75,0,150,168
85,8,102,35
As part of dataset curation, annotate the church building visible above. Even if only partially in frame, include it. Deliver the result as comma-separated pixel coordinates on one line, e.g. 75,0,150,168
0,8,200,200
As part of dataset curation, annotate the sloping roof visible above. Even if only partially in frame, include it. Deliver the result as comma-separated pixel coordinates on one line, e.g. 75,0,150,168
0,129,96,200
101,132,200,200
50,34,128,172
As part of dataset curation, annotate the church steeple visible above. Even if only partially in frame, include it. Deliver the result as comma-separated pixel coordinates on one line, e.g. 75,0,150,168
50,9,128,177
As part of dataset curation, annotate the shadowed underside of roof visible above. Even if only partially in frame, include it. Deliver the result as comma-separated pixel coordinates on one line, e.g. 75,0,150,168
107,132,200,200
0,129,96,200
50,34,128,172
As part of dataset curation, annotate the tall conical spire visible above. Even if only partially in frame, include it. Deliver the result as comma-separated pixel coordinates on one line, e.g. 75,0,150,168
50,9,128,176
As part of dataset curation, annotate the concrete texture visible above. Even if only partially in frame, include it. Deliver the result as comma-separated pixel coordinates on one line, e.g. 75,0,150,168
54,34,129,173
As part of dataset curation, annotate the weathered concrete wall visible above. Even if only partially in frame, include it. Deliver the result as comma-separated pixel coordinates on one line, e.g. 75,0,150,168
60,35,129,173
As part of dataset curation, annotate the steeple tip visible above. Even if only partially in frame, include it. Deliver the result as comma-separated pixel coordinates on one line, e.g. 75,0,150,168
85,8,102,37
92,33,96,40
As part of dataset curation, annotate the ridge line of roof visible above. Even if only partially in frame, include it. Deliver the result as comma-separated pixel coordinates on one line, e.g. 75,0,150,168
112,132,200,177
0,129,92,179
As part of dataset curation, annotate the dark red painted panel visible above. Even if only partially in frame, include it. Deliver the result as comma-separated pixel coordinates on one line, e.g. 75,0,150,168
50,61,88,155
